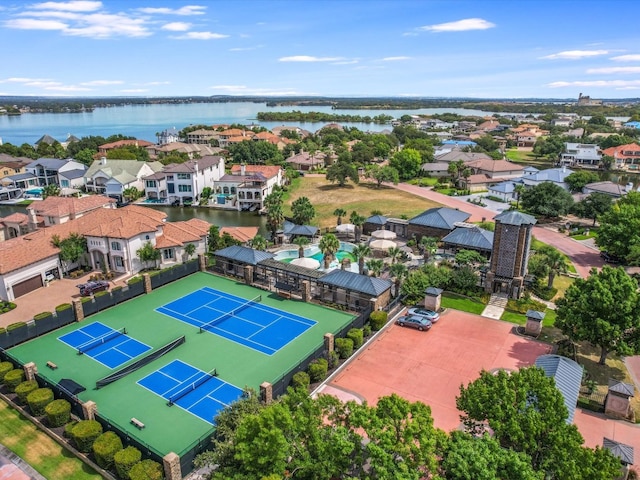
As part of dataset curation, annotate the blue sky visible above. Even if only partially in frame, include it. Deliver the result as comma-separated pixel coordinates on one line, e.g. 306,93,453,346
1,0,639,99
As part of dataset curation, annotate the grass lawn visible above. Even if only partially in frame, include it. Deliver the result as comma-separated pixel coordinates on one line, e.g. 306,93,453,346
441,293,486,315
505,149,553,169
500,308,556,327
406,177,439,187
284,176,441,228
0,399,100,480
531,236,578,274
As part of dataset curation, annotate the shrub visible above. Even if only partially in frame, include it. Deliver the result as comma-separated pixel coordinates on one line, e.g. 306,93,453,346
71,419,103,453
7,322,26,331
0,361,13,380
327,350,340,369
55,303,72,312
3,369,25,392
308,358,328,383
532,285,558,301
363,324,372,337
0,327,5,334
26,387,54,416
335,338,354,359
346,328,364,349
94,290,110,298
291,371,310,389
369,311,388,331
33,311,52,321
93,431,123,469
127,276,143,285
129,459,164,480
114,446,142,480
64,421,78,438
14,380,38,404
45,399,71,427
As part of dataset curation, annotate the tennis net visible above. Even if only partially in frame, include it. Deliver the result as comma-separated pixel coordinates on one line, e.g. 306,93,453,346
198,295,262,333
77,327,127,355
167,368,218,406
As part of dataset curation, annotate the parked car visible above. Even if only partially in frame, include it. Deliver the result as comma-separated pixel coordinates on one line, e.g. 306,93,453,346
396,315,432,331
77,280,110,296
600,251,622,264
407,306,440,323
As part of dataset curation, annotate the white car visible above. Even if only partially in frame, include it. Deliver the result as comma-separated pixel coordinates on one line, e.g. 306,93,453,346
407,307,440,323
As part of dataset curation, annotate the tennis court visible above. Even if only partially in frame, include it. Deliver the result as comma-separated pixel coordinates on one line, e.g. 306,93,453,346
156,287,316,355
137,359,243,424
7,272,356,458
58,321,151,369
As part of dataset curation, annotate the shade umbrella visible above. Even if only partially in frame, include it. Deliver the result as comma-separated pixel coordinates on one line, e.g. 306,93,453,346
290,257,321,269
335,223,355,234
369,239,397,250
371,229,396,240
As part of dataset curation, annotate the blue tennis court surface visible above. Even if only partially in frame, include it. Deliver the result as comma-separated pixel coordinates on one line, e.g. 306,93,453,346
137,359,243,424
58,322,151,369
155,287,316,355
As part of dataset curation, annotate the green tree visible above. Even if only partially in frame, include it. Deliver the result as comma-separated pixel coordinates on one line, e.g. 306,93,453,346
292,236,310,258
536,245,569,288
401,264,452,304
532,135,564,160
367,164,400,187
520,182,574,218
318,233,340,269
264,187,284,240
389,263,408,298
74,148,96,166
183,243,196,262
457,367,621,479
122,186,141,202
420,236,438,262
447,159,467,187
207,225,222,258
595,191,640,263
250,234,267,251
349,211,366,243
556,266,640,364
42,184,61,199
514,183,526,209
326,155,359,187
333,208,347,225
390,148,422,180
387,245,403,264
564,171,600,193
291,196,316,225
404,137,435,162
351,243,371,274
454,249,486,267
136,241,161,270
365,258,384,277
51,233,87,274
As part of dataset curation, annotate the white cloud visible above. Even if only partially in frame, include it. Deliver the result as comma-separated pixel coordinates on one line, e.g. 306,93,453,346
138,81,171,86
161,22,191,31
5,18,68,30
586,66,640,74
611,54,640,62
381,56,410,61
279,55,344,62
419,18,495,33
43,84,92,91
332,60,359,65
30,1,102,12
209,85,307,96
547,80,640,88
172,31,228,40
541,49,608,60
79,80,124,85
0,77,52,83
137,6,206,16
229,45,263,52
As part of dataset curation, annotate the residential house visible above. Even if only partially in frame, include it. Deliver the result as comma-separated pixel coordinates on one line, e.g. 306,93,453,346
582,181,628,198
520,166,574,190
0,154,31,181
26,158,87,186
185,128,220,145
434,148,491,164
487,180,518,202
512,124,548,147
271,126,311,138
58,167,88,192
219,226,259,244
418,118,455,130
215,164,284,211
552,117,574,128
285,151,327,171
407,207,471,240
157,127,180,145
559,143,601,168
98,139,154,156
25,195,116,228
0,154,34,201
84,158,164,201
420,162,450,178
253,131,293,150
143,155,225,205
623,121,640,130
146,142,222,160
217,129,255,148
602,143,640,170
465,158,524,180
0,212,30,241
34,134,58,147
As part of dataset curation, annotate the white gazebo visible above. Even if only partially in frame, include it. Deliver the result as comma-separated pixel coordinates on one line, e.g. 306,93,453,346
371,229,397,240
290,257,321,270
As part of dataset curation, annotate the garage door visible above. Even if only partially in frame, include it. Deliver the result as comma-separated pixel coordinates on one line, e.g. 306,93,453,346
12,275,43,298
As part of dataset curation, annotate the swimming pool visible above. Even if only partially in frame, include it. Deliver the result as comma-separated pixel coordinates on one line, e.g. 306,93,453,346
274,242,359,272
25,187,43,195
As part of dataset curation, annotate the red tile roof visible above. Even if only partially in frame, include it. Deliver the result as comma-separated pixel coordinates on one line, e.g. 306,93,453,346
602,143,640,157
220,226,259,243
27,195,116,218
230,164,281,178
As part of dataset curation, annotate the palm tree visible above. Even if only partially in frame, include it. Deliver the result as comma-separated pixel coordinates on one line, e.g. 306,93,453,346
293,236,310,258
389,263,408,298
333,208,347,226
318,233,340,269
350,211,366,243
365,258,384,277
250,234,267,251
264,188,284,241
351,243,372,274
387,246,403,264
42,183,61,199
539,246,569,288
514,184,526,209
420,236,438,262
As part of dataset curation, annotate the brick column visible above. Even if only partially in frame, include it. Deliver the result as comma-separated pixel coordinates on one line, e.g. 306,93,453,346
243,265,254,285
369,298,378,312
323,333,334,353
260,382,273,404
163,452,182,480
198,253,207,271
73,299,84,322
143,273,152,294
301,280,311,302
23,362,37,381
82,400,97,421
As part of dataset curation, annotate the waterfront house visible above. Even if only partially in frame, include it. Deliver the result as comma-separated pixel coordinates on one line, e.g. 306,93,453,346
146,142,221,160
559,143,602,168
214,164,284,211
285,151,327,171
26,158,87,187
97,139,154,156
582,181,628,199
185,128,220,145
0,154,31,181
602,143,640,171
520,166,574,190
143,155,225,205
84,158,163,201
157,127,180,145
25,195,116,228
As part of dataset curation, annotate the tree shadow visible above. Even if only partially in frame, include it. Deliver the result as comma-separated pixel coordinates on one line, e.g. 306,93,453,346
318,184,355,192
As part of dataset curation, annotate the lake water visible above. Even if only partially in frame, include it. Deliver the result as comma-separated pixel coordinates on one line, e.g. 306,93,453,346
0,102,494,145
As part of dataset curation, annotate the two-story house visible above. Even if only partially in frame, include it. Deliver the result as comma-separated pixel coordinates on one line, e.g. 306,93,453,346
97,139,154,156
217,129,255,148
602,143,640,170
25,195,116,228
143,156,225,205
84,158,164,201
186,128,221,145
559,143,602,168
156,127,180,145
215,164,284,211
26,158,87,187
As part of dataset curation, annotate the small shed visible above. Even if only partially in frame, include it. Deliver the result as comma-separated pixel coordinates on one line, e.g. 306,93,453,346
605,379,635,420
424,287,443,312
535,354,583,424
524,309,545,336
603,437,634,479
363,215,388,235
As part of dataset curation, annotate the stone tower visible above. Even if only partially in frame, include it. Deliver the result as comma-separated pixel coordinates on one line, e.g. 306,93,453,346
485,211,537,299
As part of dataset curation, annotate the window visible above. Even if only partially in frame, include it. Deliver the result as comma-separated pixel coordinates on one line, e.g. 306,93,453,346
3,170,7,175
178,185,192,192
146,180,156,188
60,179,69,188
145,235,150,240
114,256,124,268
163,248,174,260
177,173,191,180
111,241,121,251
166,175,174,181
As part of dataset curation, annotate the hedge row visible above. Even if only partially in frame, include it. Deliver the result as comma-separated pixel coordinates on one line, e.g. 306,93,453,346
71,420,103,453
0,361,13,380
114,446,142,480
93,431,123,469
27,388,54,416
129,459,163,480
335,338,354,359
3,369,25,392
15,380,38,403
308,358,328,383
369,311,388,330
45,398,71,427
